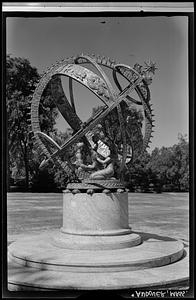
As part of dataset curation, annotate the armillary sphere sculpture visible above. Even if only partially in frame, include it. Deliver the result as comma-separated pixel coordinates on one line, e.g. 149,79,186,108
8,55,189,291
31,54,156,190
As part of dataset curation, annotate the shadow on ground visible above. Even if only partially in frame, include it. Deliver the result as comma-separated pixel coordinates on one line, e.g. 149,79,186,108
132,231,189,248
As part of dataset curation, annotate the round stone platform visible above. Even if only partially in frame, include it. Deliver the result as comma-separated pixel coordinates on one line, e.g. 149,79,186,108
7,191,189,290
8,232,184,272
8,232,189,290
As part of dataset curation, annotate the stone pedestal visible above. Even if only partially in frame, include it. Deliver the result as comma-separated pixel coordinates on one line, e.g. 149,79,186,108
57,191,141,250
62,191,130,234
8,189,189,290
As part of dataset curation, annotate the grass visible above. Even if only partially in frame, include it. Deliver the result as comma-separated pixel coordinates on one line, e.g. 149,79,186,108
7,192,189,243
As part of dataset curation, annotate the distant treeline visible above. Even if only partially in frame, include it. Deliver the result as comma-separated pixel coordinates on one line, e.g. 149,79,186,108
124,133,189,193
8,133,189,193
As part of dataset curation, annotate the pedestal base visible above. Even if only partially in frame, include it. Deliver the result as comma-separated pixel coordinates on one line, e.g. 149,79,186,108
8,231,189,290
7,191,189,290
53,231,141,250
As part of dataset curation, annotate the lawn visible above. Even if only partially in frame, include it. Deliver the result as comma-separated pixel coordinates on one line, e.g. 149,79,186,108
7,192,189,244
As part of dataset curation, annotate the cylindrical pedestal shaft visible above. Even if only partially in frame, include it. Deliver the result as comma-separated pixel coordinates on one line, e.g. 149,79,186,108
61,191,131,236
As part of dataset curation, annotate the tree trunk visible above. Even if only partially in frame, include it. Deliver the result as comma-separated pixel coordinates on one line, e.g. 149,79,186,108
24,144,29,191
7,150,11,192
177,179,181,192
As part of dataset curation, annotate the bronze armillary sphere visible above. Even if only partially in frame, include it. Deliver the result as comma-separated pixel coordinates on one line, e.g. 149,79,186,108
31,54,157,183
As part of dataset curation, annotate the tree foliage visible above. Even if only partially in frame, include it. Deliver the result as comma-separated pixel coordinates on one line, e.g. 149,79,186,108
126,151,151,192
147,134,189,192
7,55,40,189
7,55,58,190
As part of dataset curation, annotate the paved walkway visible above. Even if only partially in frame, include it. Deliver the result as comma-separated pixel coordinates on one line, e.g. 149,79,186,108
7,192,189,243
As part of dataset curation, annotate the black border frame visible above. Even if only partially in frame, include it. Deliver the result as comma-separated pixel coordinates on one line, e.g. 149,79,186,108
2,8,194,299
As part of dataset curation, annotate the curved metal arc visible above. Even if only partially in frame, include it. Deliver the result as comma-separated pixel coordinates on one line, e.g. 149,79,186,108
69,78,76,113
113,64,153,162
31,69,91,170
34,62,119,168
72,56,141,167
49,62,122,144
30,58,85,175
43,76,144,164
50,74,93,157
115,63,141,77
31,58,75,132
31,55,153,174
51,65,113,130
50,75,82,132
135,86,153,151
112,69,123,92
75,55,116,100
111,70,127,173
114,63,154,154
76,55,143,106
116,104,127,175
135,86,152,124
112,69,142,106
111,70,127,172
54,64,113,107
35,131,61,149
35,131,76,172
50,63,113,125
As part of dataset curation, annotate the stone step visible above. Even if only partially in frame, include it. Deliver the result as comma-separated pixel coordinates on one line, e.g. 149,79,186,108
8,232,184,273
8,247,189,290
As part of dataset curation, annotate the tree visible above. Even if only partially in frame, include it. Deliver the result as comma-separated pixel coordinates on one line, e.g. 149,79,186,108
6,55,40,189
126,150,151,192
177,135,189,191
6,55,58,190
91,103,148,190
147,134,189,192
168,134,189,191
92,105,189,193
147,146,172,192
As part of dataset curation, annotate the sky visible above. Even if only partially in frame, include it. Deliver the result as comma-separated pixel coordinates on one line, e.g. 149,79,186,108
6,15,189,151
